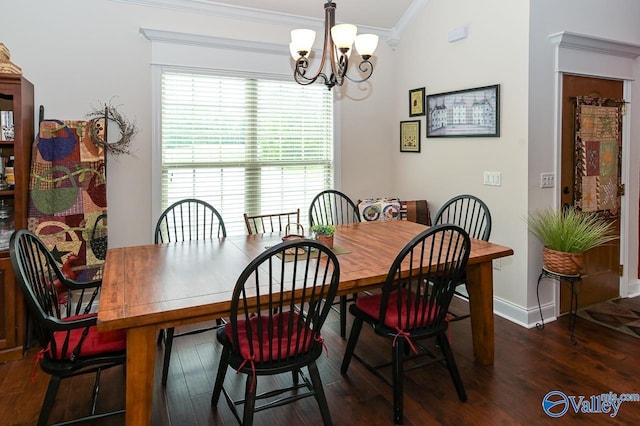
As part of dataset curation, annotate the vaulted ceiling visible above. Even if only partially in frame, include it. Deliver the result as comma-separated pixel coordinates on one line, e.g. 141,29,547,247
115,0,428,40
220,0,417,30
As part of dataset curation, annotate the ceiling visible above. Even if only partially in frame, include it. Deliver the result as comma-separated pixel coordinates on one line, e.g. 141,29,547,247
198,0,416,30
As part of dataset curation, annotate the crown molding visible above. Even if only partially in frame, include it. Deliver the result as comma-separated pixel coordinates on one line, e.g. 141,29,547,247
112,0,427,49
389,0,429,48
139,27,288,56
112,0,386,34
549,31,640,58
112,0,321,28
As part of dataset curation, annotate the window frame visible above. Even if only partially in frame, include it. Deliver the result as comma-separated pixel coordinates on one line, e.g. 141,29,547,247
151,64,341,237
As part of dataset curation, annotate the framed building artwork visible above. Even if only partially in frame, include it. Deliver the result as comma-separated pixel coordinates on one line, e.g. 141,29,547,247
409,87,426,117
426,84,500,137
400,120,421,152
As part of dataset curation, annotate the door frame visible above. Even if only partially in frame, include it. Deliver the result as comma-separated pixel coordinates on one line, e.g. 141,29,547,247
550,32,640,307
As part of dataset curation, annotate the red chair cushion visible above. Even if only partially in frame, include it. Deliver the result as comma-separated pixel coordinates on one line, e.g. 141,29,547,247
48,314,126,359
355,288,438,329
226,311,314,362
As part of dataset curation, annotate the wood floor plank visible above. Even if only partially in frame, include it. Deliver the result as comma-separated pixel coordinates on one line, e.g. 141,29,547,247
3,299,640,425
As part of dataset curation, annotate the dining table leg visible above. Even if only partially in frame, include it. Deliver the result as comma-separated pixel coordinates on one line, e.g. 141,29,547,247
125,326,157,425
465,260,495,366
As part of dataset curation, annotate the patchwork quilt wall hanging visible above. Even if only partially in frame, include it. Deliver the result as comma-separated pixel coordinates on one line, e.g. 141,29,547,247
28,119,107,281
573,96,624,218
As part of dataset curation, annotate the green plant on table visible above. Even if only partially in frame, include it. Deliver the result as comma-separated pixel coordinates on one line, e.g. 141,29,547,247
526,207,617,253
311,224,336,236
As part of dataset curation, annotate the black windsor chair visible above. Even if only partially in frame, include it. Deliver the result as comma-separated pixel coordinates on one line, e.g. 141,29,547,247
10,230,126,426
211,238,340,425
432,194,492,322
340,224,471,425
309,189,361,339
154,198,227,385
309,189,361,228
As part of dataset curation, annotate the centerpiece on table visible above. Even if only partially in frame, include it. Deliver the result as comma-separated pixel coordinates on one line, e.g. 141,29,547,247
311,224,336,249
526,207,618,275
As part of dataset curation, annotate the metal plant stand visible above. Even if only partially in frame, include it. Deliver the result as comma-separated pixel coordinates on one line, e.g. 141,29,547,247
536,268,582,345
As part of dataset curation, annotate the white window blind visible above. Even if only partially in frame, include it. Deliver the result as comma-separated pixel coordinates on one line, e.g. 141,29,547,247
161,71,334,235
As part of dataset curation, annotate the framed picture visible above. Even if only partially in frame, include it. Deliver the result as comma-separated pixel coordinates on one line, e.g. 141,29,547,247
426,84,500,137
400,120,421,152
409,87,426,117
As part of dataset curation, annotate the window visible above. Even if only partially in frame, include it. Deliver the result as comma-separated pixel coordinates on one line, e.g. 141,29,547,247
161,70,334,235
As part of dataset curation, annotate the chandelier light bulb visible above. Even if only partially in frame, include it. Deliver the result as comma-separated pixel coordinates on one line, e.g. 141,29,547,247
355,34,379,59
290,29,316,57
330,24,357,51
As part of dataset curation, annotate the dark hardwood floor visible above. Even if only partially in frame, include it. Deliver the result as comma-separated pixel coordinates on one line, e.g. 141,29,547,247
2,297,640,425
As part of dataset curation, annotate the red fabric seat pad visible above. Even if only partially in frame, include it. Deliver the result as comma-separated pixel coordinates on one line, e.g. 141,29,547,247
356,288,439,329
225,311,315,362
48,314,126,359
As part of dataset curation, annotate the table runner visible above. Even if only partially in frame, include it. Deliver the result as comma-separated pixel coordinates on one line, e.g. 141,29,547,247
269,244,351,262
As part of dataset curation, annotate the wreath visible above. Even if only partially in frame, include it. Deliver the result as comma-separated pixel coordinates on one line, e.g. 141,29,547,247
87,103,137,157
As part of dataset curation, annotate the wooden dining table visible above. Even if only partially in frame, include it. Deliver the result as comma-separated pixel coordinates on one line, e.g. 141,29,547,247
97,219,513,425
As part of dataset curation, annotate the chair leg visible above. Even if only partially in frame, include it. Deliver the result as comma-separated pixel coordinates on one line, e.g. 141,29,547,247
307,361,332,425
161,327,175,386
449,283,471,322
90,368,102,415
437,334,467,402
211,345,230,406
340,316,363,374
242,372,257,426
339,295,347,338
391,339,405,426
157,328,165,345
38,375,61,426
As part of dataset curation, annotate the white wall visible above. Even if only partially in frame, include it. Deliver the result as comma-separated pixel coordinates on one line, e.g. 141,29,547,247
392,0,531,319
393,0,640,325
1,0,395,247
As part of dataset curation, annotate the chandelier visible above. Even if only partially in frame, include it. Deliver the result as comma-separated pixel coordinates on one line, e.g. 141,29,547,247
289,1,379,90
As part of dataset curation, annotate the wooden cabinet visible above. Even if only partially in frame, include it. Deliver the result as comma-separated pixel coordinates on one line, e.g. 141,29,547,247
0,73,33,362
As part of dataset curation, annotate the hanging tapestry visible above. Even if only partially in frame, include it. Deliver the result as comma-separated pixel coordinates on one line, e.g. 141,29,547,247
28,119,107,281
573,96,624,218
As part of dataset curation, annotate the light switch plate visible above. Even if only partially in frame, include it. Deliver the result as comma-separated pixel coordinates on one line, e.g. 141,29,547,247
483,171,502,186
541,173,555,188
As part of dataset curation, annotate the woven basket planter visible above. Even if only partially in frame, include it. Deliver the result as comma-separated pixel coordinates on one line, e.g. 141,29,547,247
543,247,583,275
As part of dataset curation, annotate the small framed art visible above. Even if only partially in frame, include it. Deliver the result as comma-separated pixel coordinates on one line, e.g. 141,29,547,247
409,87,426,117
426,84,500,137
400,120,421,153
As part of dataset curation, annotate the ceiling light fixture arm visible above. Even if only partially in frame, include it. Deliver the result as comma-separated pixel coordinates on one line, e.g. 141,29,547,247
345,57,373,83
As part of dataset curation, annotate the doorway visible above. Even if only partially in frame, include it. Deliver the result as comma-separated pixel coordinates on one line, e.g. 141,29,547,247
560,74,623,313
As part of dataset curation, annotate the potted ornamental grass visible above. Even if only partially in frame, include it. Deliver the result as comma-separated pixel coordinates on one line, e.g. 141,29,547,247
527,207,618,275
311,224,336,249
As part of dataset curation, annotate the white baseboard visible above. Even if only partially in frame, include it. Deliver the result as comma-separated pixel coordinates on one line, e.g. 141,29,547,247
493,296,556,329
493,281,640,329
625,279,640,298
